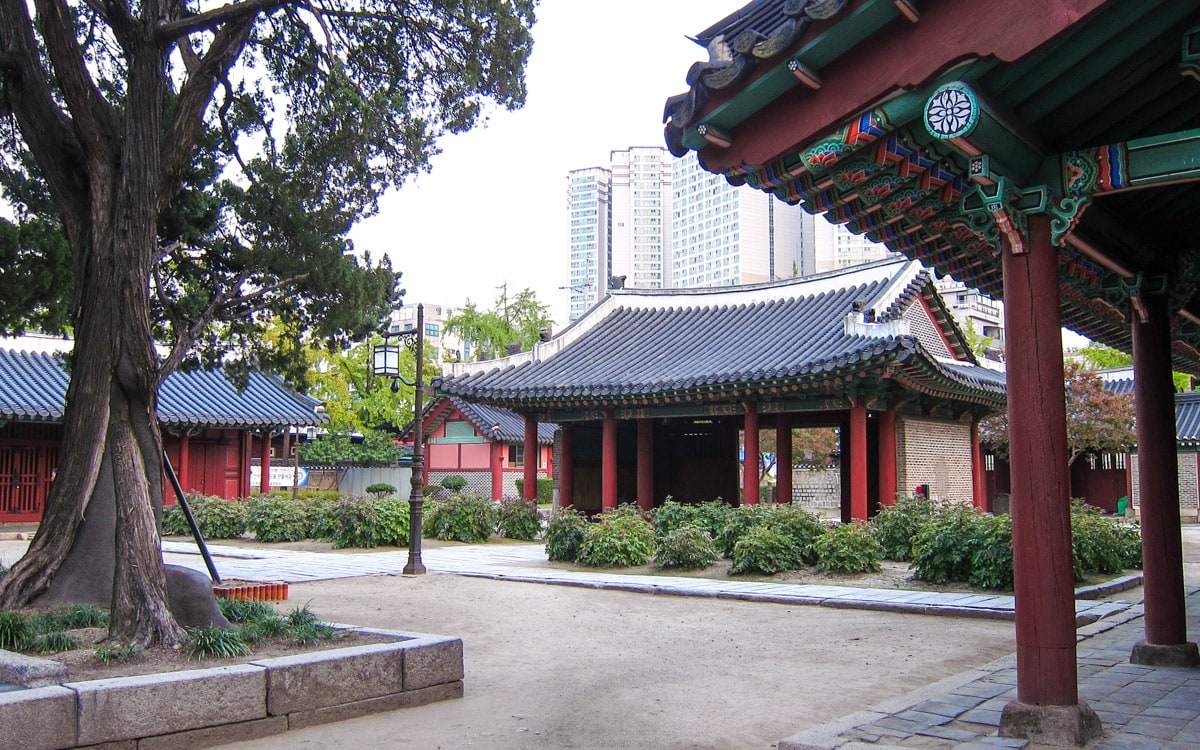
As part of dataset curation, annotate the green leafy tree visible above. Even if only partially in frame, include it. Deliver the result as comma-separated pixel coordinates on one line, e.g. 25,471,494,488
446,284,554,361
980,361,1135,465
1077,341,1192,392
0,0,536,645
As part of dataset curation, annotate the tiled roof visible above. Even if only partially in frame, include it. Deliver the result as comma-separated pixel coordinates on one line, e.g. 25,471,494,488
448,397,557,444
0,348,326,428
1177,393,1200,446
441,259,1005,408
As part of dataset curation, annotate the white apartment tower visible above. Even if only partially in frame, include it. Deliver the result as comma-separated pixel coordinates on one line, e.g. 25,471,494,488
566,167,611,322
812,217,899,272
566,148,815,321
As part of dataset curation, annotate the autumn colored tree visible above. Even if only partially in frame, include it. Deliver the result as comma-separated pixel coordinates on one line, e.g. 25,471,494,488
980,361,1135,465
756,427,840,481
0,0,536,645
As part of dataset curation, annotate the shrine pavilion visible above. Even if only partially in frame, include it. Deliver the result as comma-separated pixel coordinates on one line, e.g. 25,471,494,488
656,0,1200,744
440,258,1005,518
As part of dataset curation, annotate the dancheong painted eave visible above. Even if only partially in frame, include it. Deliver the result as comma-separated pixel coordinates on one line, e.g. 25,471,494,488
663,0,1200,374
0,348,327,429
439,258,1006,411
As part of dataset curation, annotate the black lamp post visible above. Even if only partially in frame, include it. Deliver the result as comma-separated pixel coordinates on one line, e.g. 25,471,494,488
373,303,427,575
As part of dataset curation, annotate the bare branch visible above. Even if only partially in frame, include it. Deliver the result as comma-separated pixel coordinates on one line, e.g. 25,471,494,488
155,0,291,42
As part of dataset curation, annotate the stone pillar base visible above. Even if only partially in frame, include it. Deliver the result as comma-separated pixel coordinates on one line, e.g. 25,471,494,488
999,701,1102,746
1131,640,1200,667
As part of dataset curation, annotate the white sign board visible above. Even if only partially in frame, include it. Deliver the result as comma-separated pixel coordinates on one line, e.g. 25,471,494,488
249,465,309,488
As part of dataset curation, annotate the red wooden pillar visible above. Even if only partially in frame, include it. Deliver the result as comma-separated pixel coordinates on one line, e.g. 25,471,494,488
1131,290,1197,664
637,418,654,511
240,430,252,497
489,441,504,501
970,420,987,511
878,408,897,507
559,426,574,509
259,430,272,494
179,433,191,491
602,412,617,512
743,405,760,505
523,415,538,503
1002,214,1079,709
776,413,792,504
849,402,868,520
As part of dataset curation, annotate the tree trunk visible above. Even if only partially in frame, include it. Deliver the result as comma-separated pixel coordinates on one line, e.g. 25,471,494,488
0,32,184,646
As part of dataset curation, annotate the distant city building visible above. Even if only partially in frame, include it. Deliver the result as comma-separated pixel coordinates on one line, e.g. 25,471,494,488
812,218,899,272
935,277,1006,361
390,302,467,363
565,148,816,321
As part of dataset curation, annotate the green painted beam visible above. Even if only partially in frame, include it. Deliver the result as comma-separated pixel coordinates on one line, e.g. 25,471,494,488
682,0,916,152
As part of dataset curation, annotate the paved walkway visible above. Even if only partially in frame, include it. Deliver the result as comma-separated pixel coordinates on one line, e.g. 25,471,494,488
161,540,1135,626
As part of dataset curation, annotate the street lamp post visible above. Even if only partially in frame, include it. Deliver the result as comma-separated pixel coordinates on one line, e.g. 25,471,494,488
372,303,428,575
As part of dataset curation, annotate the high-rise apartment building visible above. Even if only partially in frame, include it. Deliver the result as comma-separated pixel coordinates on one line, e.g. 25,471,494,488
566,148,815,321
812,216,899,272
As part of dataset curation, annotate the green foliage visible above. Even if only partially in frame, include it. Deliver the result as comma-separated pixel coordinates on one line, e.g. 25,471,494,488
514,477,554,504
217,598,279,625
245,494,311,542
715,503,777,557
426,493,497,543
0,611,32,651
31,631,81,654
162,494,247,539
729,526,803,575
654,525,719,570
440,475,468,492
30,604,109,632
545,507,590,562
814,523,882,574
287,606,340,645
910,504,985,584
300,431,403,466
577,508,656,567
1116,523,1143,569
496,498,542,540
186,626,251,660
691,501,738,540
95,643,144,665
1071,502,1130,578
365,483,396,498
320,496,381,549
651,499,700,537
374,498,412,547
869,495,938,561
445,286,556,362
765,504,828,565
968,514,1014,590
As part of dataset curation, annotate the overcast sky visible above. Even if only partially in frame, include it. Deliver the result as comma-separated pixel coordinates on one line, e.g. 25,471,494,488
349,0,739,326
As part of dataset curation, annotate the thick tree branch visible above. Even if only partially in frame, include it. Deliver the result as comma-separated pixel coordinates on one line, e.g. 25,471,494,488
32,0,119,164
155,0,291,42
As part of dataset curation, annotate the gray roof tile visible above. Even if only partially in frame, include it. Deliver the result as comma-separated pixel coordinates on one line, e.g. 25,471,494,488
0,348,325,428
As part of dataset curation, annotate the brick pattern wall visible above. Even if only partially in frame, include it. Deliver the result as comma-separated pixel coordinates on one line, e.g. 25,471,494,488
895,417,973,504
1131,451,1199,511
902,300,952,358
790,468,841,509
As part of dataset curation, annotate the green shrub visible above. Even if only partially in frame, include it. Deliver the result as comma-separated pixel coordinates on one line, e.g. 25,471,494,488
245,494,310,542
1116,523,1143,569
651,499,699,537
287,606,340,645
766,504,827,565
186,626,250,660
814,523,881,574
578,507,655,567
0,611,32,651
514,477,554,504
31,604,109,633
969,513,1014,590
180,495,247,539
422,498,446,537
869,495,937,561
715,503,777,557
691,500,737,541
910,503,983,584
217,597,279,624
422,484,441,497
374,497,412,546
496,498,542,540
161,499,191,536
427,493,496,543
31,631,81,654
729,526,802,575
654,524,719,570
545,507,590,562
1071,502,1127,578
304,492,342,540
365,483,396,498
95,643,143,664
320,496,382,549
440,475,468,492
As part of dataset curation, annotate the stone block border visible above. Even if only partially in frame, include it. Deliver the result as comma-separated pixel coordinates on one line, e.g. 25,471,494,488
0,626,463,750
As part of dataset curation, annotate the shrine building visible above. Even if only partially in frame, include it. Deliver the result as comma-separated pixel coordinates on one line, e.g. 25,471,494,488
440,258,1005,518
